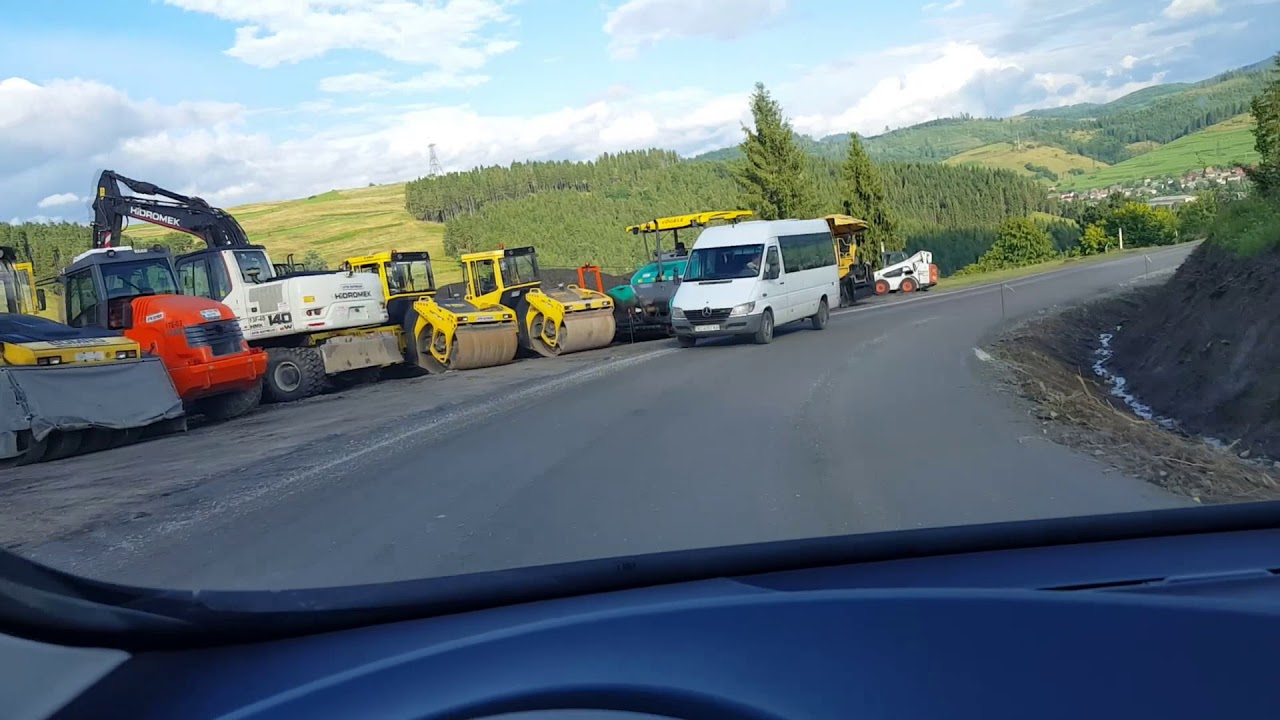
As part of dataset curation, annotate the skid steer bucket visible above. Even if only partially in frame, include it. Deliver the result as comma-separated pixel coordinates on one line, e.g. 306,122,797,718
0,357,185,466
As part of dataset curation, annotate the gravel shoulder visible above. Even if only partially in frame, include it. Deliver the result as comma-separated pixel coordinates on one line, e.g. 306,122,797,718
1,341,666,553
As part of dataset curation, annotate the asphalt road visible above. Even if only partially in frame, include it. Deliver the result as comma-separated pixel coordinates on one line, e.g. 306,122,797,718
28,246,1198,590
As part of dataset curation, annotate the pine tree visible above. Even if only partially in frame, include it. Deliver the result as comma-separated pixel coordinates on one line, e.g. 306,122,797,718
731,82,818,220
1247,53,1280,198
840,133,902,260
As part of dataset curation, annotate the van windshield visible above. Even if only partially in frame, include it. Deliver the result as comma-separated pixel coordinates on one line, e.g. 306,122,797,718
683,244,764,281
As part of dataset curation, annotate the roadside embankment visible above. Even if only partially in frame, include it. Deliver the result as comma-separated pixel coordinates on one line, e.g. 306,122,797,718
986,241,1280,503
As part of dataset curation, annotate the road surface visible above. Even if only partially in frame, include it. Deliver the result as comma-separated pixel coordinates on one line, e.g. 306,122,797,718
24,246,1197,589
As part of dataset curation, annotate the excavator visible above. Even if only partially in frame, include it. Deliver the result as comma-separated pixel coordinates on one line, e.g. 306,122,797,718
610,210,753,339
343,250,518,373
461,246,616,357
1,246,184,466
92,171,399,402
822,214,876,307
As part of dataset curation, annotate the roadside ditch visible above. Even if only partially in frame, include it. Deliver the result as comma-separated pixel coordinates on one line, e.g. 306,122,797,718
985,242,1280,504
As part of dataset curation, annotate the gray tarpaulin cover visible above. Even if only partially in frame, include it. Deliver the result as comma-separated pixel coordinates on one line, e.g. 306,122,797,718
0,357,184,442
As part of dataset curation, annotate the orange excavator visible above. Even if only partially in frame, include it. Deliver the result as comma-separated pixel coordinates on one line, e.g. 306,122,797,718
58,244,268,421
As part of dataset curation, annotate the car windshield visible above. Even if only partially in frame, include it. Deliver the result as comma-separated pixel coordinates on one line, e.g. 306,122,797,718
3,4,1280,632
683,244,764,281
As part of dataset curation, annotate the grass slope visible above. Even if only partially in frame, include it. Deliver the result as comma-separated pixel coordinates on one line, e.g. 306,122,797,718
123,183,460,283
1056,114,1259,191
943,142,1104,177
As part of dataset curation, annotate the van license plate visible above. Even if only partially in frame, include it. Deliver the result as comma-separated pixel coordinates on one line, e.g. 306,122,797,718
694,324,720,332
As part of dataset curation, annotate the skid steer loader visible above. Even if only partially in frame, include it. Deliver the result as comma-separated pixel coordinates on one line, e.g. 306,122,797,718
1,246,184,466
343,250,518,373
463,246,616,357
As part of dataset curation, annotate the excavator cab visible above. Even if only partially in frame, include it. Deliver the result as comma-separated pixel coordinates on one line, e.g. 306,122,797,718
461,246,615,358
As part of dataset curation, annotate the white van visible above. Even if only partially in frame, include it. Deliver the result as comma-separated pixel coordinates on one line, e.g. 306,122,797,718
670,218,839,346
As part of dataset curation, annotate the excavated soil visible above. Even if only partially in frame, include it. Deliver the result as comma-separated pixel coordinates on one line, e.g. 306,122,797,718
986,257,1280,504
1108,242,1280,458
436,268,633,300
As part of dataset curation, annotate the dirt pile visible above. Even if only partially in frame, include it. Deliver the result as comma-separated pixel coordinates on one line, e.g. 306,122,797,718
988,288,1280,504
436,268,633,300
1109,242,1280,459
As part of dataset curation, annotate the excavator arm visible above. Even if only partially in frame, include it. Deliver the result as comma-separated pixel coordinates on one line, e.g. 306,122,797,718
92,170,252,250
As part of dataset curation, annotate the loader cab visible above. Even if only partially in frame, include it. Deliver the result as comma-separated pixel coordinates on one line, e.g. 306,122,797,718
882,251,909,267
344,250,437,322
60,247,181,330
462,246,542,311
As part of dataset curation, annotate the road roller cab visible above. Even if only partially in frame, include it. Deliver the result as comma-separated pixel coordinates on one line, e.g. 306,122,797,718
59,246,267,420
461,246,617,358
343,250,518,374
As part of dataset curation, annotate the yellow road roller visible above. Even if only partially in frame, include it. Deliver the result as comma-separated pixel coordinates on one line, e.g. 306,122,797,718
343,250,519,373
461,246,616,357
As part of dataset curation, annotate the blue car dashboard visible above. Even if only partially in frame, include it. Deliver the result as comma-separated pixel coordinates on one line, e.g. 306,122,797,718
5,505,1280,720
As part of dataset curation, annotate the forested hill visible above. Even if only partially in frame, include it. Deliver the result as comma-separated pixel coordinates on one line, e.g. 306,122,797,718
405,149,1053,274
695,57,1272,167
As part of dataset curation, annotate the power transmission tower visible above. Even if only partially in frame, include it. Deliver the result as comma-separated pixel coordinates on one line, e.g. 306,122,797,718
428,144,442,177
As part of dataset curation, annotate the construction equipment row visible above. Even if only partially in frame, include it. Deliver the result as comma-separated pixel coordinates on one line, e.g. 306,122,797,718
3,170,930,467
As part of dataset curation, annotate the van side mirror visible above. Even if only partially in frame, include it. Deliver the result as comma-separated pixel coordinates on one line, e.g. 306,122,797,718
765,264,780,280
35,289,46,311
246,267,261,283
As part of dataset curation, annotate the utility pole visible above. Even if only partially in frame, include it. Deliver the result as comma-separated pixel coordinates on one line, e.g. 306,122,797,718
428,144,442,178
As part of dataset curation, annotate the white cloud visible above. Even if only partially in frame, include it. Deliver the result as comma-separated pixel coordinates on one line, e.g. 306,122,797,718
604,0,787,59
4,0,1272,220
36,192,80,209
1162,0,1222,19
319,71,490,94
161,0,518,70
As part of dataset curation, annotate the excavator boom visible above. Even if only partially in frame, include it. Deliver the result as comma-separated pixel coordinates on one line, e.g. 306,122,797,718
93,170,252,249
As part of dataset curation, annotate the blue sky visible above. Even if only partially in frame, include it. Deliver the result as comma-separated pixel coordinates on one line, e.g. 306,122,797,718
2,0,1277,221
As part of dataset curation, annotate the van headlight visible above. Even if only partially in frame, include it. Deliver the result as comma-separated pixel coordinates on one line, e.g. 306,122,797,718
671,306,685,319
729,301,755,317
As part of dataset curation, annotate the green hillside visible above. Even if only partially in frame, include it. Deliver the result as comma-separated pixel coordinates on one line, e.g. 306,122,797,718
122,183,459,283
1056,114,1259,190
694,56,1271,179
943,141,1104,180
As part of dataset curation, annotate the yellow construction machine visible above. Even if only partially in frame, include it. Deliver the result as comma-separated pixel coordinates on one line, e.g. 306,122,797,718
462,246,616,357
823,214,875,307
1,246,183,465
343,250,519,373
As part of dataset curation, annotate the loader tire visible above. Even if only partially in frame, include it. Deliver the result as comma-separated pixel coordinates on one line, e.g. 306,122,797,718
264,347,327,403
900,277,918,293
198,382,263,422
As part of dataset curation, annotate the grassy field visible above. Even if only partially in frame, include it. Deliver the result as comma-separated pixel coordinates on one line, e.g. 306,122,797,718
1056,114,1260,191
122,183,462,283
943,141,1104,177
